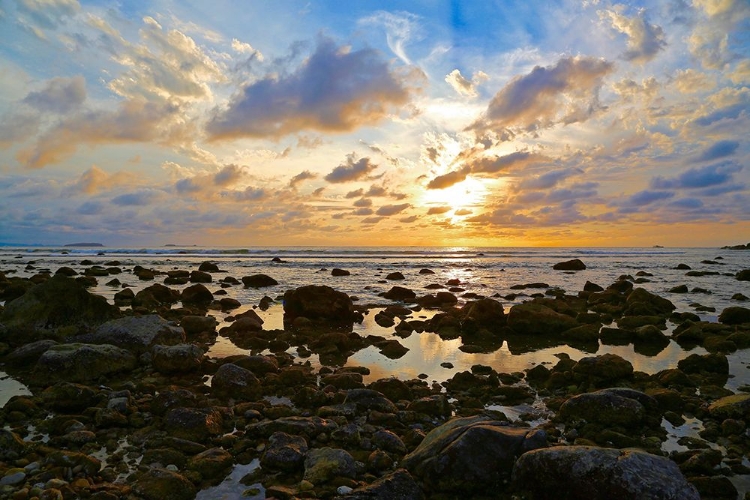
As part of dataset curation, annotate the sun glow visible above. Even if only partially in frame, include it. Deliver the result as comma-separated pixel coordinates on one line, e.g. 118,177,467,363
420,177,492,220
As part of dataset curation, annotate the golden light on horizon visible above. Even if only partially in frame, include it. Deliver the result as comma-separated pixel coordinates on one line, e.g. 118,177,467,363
419,177,493,222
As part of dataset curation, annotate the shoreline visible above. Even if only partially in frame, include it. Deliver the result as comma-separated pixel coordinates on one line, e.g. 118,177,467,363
0,257,749,498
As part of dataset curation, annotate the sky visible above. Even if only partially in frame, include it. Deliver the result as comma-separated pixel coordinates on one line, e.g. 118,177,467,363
0,0,749,248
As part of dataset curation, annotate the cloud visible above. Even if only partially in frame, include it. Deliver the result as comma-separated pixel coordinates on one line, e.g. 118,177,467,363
112,189,161,206
206,37,419,139
68,165,136,194
600,8,667,63
214,164,245,186
353,207,374,216
324,155,379,183
689,0,750,69
672,69,715,94
517,168,580,191
454,208,473,216
0,112,39,148
353,198,372,207
427,206,451,215
23,75,86,114
445,69,488,97
427,151,543,189
76,201,104,215
694,140,740,162
289,170,318,188
376,203,410,216
231,186,267,201
15,0,80,31
651,161,743,189
623,190,675,207
469,56,614,135
345,189,364,198
175,178,202,193
359,11,422,65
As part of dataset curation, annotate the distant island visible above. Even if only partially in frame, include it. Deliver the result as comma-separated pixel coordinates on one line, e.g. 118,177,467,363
63,243,104,247
721,242,750,250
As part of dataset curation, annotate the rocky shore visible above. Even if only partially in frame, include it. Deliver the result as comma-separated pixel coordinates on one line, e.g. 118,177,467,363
1,259,750,499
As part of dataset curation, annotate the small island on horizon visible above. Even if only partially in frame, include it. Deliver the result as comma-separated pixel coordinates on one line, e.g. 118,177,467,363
63,243,104,247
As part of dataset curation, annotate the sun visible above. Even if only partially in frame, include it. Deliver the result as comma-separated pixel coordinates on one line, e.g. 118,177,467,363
420,177,491,218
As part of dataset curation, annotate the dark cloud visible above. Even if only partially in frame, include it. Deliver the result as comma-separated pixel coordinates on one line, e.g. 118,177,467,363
112,190,160,206
651,161,742,189
23,76,86,114
693,99,749,127
214,164,245,186
175,178,202,193
232,186,267,201
601,9,667,64
399,215,418,223
345,189,365,198
469,56,613,135
517,168,579,191
623,189,675,207
366,185,388,196
353,198,372,207
427,152,543,189
207,37,418,139
325,155,378,183
0,112,40,148
289,170,318,188
376,203,410,216
694,140,740,162
76,201,104,215
427,206,451,215
427,168,469,189
353,207,374,216
668,198,704,209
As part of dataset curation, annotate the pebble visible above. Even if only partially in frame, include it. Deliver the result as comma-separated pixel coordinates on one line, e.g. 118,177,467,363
337,486,354,495
0,472,26,486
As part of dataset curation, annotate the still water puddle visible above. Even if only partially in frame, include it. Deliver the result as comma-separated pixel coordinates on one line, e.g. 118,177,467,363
196,459,263,500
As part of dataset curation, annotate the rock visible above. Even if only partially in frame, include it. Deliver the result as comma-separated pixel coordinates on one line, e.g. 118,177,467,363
419,269,435,275
132,468,196,500
583,281,604,292
164,407,225,442
0,429,27,461
337,468,424,500
283,285,355,327
373,429,407,454
382,286,417,302
304,447,356,484
246,416,339,440
231,355,279,375
152,344,204,374
134,284,181,307
331,268,351,276
461,298,505,333
386,272,405,280
78,315,185,353
572,353,633,385
507,302,578,336
181,284,213,305
368,378,413,402
181,315,218,336
677,353,729,375
40,382,101,412
242,274,279,287
736,269,750,281
0,275,119,338
5,339,58,366
198,261,220,272
558,390,645,427
669,284,689,293
625,288,676,316
718,306,750,325
219,297,241,310
344,389,398,413
113,287,135,304
512,446,699,500
32,343,136,385
187,447,233,482
407,395,451,418
46,449,101,476
403,415,547,495
189,270,212,283
707,394,750,420
553,259,586,270
211,363,261,400
261,432,309,472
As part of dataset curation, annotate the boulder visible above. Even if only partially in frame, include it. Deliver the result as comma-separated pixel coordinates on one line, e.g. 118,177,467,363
198,261,220,272
133,283,180,307
512,446,699,500
32,343,136,385
386,272,405,280
304,447,356,484
625,288,675,316
344,389,398,413
736,269,750,281
461,298,505,333
4,339,58,367
0,275,119,338
337,468,424,500
164,407,225,442
189,270,212,283
382,286,417,302
181,315,218,336
507,302,578,336
242,274,278,287
283,285,355,327
187,447,233,482
40,382,101,412
0,429,27,461
132,468,196,500
707,394,750,420
181,284,213,305
261,431,309,472
331,268,351,276
402,415,547,495
558,389,645,428
718,306,750,325
211,363,261,400
152,344,204,374
572,353,633,385
553,259,586,270
77,315,184,353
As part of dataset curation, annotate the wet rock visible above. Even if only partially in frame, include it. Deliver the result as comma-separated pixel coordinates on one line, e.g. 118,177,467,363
337,468,424,500
304,447,356,484
242,274,279,287
32,343,136,385
736,269,750,281
181,315,218,336
230,354,279,375
407,395,451,418
677,353,729,376
190,270,212,284
181,284,213,305
0,275,119,339
132,468,196,500
707,394,750,420
113,287,135,305
261,431,309,472
461,298,505,333
583,281,604,292
152,344,204,374
164,407,225,442
134,283,181,307
718,306,750,325
211,363,261,400
368,377,413,402
151,387,199,416
40,381,101,412
572,353,633,386
688,476,738,500
246,416,339,440
4,339,58,366
559,389,645,428
45,449,102,476
553,259,586,271
331,268,351,277
512,446,699,500
142,448,188,469
382,286,417,302
283,285,355,327
373,429,407,454
386,272,405,280
403,415,547,495
198,261,220,272
625,288,675,316
187,447,233,483
78,315,185,353
0,429,27,460
344,389,398,413
507,302,578,336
